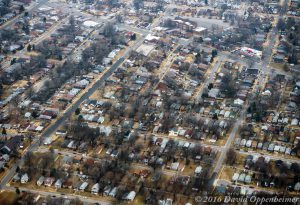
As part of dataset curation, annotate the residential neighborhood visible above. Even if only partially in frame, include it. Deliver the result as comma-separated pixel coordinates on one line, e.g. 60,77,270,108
0,0,299,204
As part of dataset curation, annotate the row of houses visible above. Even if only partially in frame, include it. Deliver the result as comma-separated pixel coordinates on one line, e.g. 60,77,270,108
235,138,297,156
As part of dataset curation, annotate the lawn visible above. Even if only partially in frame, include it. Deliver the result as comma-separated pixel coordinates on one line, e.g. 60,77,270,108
0,191,17,205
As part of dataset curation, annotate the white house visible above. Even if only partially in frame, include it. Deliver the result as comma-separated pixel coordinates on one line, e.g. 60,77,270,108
91,183,100,194
36,176,45,186
55,179,62,189
79,182,88,191
195,166,202,176
21,173,29,184
232,173,239,181
109,187,118,197
125,191,136,201
294,182,300,191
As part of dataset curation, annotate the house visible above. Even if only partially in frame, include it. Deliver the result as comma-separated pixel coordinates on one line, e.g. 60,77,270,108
36,176,45,186
0,135,22,154
274,145,281,152
79,182,88,191
55,179,62,189
91,183,100,194
240,139,247,147
245,175,252,184
238,173,246,182
294,182,300,191
170,162,180,171
13,173,20,182
1,154,9,162
124,191,136,201
21,173,29,184
0,161,5,170
246,140,252,148
55,130,67,136
63,180,73,189
232,173,239,182
251,141,258,149
279,146,286,153
159,198,173,205
44,177,55,186
257,142,263,149
208,88,220,98
285,147,291,155
234,138,241,146
267,143,275,152
104,186,112,196
169,128,179,136
74,181,82,191
109,187,118,197
195,166,202,176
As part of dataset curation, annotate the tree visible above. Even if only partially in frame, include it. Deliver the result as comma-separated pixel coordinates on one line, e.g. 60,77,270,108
225,148,236,165
283,63,289,71
221,73,237,98
108,0,118,8
103,22,116,38
2,127,6,135
19,5,25,13
67,15,76,37
133,0,143,10
212,49,218,58
116,14,123,23
130,33,136,41
212,113,218,120
277,18,286,31
27,44,31,52
16,166,20,173
75,108,80,115
0,0,11,16
0,83,3,100
16,187,20,195
10,58,16,65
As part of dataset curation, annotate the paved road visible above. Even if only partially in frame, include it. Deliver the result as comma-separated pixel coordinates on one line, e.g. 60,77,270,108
211,0,289,182
195,55,224,101
213,108,247,174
